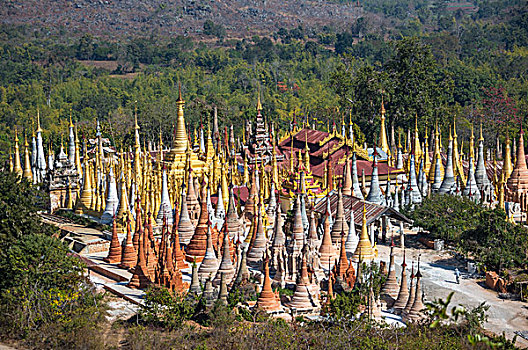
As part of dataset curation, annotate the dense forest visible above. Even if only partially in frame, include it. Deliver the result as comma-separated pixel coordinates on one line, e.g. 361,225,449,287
0,0,526,153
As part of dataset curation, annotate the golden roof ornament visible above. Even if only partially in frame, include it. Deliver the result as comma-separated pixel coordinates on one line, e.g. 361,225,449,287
379,96,390,157
69,109,74,128
36,109,42,133
256,88,263,112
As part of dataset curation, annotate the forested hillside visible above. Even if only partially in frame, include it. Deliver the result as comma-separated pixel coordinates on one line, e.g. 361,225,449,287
0,0,526,154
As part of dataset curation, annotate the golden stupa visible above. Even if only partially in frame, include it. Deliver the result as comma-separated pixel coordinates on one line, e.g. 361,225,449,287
352,205,375,262
164,83,209,180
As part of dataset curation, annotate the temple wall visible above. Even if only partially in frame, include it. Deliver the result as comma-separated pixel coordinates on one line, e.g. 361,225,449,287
50,188,78,213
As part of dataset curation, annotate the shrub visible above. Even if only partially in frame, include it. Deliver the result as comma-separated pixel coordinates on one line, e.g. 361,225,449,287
405,194,484,242
408,194,528,272
323,289,361,323
140,285,200,329
0,233,108,348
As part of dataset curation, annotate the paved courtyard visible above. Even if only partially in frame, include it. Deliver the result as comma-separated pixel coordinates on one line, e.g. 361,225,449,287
378,240,528,348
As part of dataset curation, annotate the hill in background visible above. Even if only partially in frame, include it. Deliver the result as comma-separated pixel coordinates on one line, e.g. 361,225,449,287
1,0,364,39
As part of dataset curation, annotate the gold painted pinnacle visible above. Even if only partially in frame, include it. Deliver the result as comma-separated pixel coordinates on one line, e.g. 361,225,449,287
36,109,42,133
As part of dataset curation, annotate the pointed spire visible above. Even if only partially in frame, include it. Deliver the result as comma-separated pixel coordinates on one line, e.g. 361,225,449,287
431,148,443,192
225,185,243,240
170,222,187,271
213,227,236,287
198,224,219,283
13,128,22,176
101,166,119,224
156,169,173,226
22,134,33,181
405,258,425,322
385,171,393,206
115,176,133,233
290,196,305,253
463,155,480,202
396,132,404,170
366,156,385,205
247,207,267,266
186,171,200,226
271,204,286,267
342,157,353,196
128,222,151,289
403,261,415,316
438,129,456,194
405,153,422,205
178,186,196,245
119,215,136,269
429,122,443,181
417,157,428,198
453,117,465,185
506,127,528,198
36,109,42,133
306,211,320,251
503,133,513,181
286,253,317,309
423,126,431,174
215,182,226,221
74,161,93,215
393,251,409,314
257,255,282,312
380,242,399,306
475,122,491,191
185,190,209,262
104,217,122,264
189,261,202,294
413,113,422,160
351,153,364,199
173,82,188,153
345,206,358,257
266,182,277,227
233,248,250,285
319,209,337,270
331,188,349,244
379,95,391,157
132,197,143,253
256,88,263,112
216,273,228,305
336,230,349,278
352,205,374,262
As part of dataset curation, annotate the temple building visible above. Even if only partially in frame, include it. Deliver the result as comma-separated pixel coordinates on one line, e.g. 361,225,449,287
241,95,284,166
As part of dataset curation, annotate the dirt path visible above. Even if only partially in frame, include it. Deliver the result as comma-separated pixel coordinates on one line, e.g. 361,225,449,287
377,244,528,348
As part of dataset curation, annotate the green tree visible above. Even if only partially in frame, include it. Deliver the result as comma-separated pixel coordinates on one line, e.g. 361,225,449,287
461,209,528,272
406,194,484,242
0,173,107,348
385,37,442,129
0,173,53,251
76,34,95,60
140,285,201,330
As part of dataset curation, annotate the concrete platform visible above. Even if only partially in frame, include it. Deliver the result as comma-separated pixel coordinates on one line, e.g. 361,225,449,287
85,250,195,305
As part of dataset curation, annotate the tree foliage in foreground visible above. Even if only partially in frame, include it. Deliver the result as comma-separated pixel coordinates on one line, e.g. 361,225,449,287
0,172,107,349
0,173,53,251
407,194,528,273
127,289,517,350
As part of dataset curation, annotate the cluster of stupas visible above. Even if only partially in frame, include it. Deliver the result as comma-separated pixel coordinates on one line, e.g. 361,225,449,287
7,87,528,321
